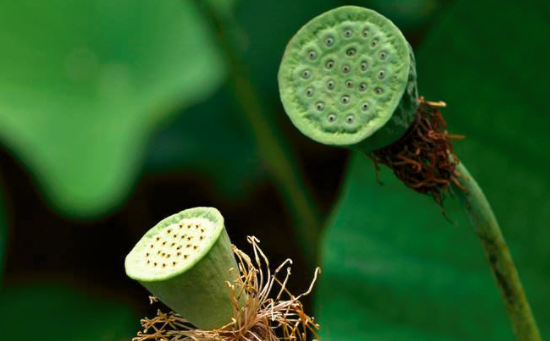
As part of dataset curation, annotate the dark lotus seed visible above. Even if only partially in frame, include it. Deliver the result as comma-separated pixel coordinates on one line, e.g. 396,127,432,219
378,70,386,79
302,70,311,79
375,87,384,95
327,80,335,90
316,102,325,111
344,29,353,37
342,65,351,73
371,40,378,48
359,83,367,91
361,103,369,111
362,29,369,37
346,115,355,124
345,80,353,88
346,48,356,56
380,51,387,60
325,37,334,46
327,114,337,122
360,62,368,71
305,88,314,97
308,51,317,60
342,96,350,104
326,60,335,69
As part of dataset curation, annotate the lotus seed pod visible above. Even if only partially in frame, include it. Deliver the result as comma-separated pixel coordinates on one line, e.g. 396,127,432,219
125,207,240,330
278,6,418,152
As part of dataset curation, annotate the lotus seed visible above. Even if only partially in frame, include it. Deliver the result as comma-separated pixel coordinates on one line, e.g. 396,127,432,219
359,83,367,91
378,70,386,79
327,80,335,90
345,80,353,88
327,113,337,122
344,29,353,37
342,96,350,104
325,37,334,46
375,87,384,95
302,70,311,79
326,60,335,69
308,51,317,60
316,102,325,111
305,88,314,97
371,40,378,47
362,29,369,37
380,51,387,59
361,103,369,111
346,48,356,56
346,115,355,123
342,65,351,73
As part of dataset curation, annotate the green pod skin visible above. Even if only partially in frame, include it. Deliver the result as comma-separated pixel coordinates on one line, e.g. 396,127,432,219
125,207,240,330
278,6,418,152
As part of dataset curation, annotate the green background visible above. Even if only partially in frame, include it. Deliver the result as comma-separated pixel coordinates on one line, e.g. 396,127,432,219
0,0,548,340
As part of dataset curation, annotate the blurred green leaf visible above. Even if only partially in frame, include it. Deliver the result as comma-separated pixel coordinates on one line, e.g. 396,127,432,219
145,90,265,198
0,281,138,341
316,0,550,340
0,185,6,287
0,0,227,217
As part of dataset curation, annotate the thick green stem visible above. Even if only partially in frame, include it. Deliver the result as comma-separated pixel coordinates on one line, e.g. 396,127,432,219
453,162,542,341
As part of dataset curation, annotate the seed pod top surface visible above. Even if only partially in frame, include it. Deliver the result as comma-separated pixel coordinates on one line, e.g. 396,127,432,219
125,207,225,282
278,6,415,149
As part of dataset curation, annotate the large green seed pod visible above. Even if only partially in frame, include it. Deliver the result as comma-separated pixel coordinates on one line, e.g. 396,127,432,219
125,207,240,330
278,6,418,152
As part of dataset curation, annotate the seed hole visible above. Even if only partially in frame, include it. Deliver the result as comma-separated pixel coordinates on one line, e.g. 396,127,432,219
200,228,205,233
359,83,367,91
186,244,191,248
325,37,334,46
305,88,314,97
195,225,199,229
193,246,198,250
360,62,368,71
380,51,387,60
362,29,369,38
341,96,350,104
154,262,157,267
327,80,335,90
172,262,176,266
378,70,386,79
371,40,378,48
345,80,353,88
177,252,181,256
147,260,150,264
187,236,192,240
171,243,175,247
162,263,166,268
173,234,177,238
308,51,317,60
325,60,335,69
146,253,150,257
375,87,384,95
200,236,204,240
315,102,325,111
179,224,182,228
346,115,355,124
162,241,166,245
302,70,311,79
344,29,353,38
361,103,369,111
157,251,161,255
346,48,356,56
184,255,189,259
156,237,160,241
327,114,337,123
167,229,171,234
342,65,351,74
150,244,153,248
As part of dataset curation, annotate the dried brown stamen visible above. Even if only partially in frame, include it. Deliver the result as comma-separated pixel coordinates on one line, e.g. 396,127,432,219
369,96,465,205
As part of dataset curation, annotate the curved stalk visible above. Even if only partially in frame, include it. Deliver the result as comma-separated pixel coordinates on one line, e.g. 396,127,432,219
453,162,542,341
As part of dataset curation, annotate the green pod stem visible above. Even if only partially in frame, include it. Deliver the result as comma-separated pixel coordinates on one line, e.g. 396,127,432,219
125,207,241,330
278,6,419,153
453,163,542,341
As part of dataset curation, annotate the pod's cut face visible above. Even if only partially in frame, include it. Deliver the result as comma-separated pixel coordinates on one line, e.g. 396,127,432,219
127,216,220,280
278,6,416,149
